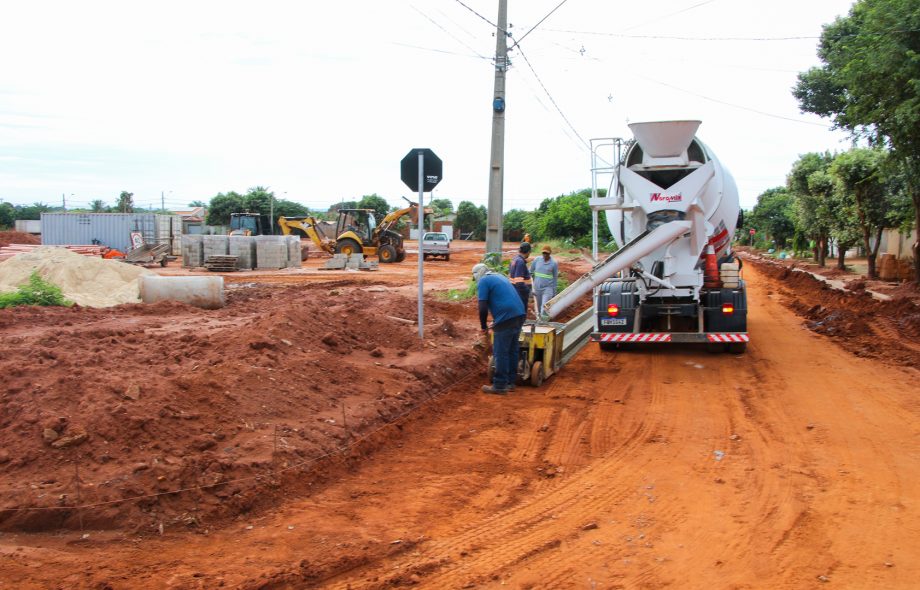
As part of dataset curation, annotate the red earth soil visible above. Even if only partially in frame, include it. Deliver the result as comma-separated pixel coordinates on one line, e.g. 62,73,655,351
0,231,41,248
0,253,917,589
0,243,595,536
0,283,482,533
743,253,920,368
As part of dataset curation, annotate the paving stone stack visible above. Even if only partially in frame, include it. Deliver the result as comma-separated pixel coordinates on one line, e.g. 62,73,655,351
322,253,348,270
202,235,230,262
181,235,204,267
255,235,289,269
286,236,301,268
229,236,257,270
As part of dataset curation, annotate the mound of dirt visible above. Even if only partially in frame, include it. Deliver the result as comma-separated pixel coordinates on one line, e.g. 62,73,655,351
0,230,41,247
0,283,480,533
0,247,153,307
744,254,920,367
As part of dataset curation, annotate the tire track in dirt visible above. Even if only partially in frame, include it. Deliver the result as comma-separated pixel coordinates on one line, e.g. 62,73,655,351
323,349,712,588
326,265,917,588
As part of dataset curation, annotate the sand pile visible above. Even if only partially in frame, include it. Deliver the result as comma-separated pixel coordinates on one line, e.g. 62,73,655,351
0,247,154,307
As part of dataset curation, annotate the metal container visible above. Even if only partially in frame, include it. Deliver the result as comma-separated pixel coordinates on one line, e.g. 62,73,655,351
40,213,180,254
14,219,41,234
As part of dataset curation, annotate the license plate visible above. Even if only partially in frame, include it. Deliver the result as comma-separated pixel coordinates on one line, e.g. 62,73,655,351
601,318,627,326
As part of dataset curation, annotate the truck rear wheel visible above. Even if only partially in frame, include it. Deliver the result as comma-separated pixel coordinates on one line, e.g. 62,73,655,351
395,250,406,262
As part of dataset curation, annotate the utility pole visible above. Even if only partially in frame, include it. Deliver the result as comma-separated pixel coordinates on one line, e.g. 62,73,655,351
485,0,508,255
161,191,165,214
62,193,66,211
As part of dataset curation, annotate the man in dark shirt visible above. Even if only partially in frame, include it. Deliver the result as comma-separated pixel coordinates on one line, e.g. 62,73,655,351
508,242,532,316
473,263,525,394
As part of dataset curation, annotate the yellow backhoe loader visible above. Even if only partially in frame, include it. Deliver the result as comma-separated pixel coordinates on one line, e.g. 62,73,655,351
278,201,429,263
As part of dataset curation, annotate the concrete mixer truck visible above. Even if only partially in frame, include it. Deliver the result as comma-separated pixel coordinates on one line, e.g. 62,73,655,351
542,120,748,353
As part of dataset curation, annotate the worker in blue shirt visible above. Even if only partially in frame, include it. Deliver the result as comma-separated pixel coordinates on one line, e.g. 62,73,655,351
508,242,532,316
472,263,525,395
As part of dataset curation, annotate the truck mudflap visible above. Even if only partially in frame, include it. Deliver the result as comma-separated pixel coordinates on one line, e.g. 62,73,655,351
591,332,749,343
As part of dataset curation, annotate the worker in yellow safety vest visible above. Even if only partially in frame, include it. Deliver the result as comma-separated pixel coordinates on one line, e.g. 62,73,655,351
530,245,559,317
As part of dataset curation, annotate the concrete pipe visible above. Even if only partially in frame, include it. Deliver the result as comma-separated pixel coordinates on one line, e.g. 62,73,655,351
139,275,225,309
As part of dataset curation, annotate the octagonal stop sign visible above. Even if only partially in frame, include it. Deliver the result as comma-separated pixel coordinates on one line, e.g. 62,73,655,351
400,148,442,193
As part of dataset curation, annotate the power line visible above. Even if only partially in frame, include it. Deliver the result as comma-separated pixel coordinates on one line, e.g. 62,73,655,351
391,41,489,60
621,0,719,33
629,70,833,128
510,0,571,50
452,0,500,31
411,5,489,60
543,27,920,42
514,44,591,151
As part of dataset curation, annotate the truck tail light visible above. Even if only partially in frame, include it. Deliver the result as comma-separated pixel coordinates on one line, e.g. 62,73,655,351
607,304,619,316
722,303,734,314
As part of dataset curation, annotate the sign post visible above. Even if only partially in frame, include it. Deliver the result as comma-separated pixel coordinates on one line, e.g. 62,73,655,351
400,148,442,340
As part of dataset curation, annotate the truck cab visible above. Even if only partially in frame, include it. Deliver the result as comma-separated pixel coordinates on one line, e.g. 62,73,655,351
229,213,266,236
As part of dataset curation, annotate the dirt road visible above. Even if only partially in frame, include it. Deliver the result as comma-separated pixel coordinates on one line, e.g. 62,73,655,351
1,258,918,589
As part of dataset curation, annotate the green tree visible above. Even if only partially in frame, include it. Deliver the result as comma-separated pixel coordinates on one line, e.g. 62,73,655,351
188,200,206,208
90,199,106,212
0,202,14,228
788,152,835,265
829,148,890,277
357,194,390,220
273,199,310,219
12,202,54,220
828,172,860,270
430,198,454,218
116,191,135,213
206,191,245,225
456,200,486,239
538,189,612,247
332,200,359,212
502,209,528,240
242,186,273,217
748,187,796,248
793,0,920,282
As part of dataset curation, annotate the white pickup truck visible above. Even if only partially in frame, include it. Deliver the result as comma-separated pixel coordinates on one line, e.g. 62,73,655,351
421,231,450,261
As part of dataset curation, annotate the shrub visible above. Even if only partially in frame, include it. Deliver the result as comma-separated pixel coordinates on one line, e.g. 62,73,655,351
0,272,73,308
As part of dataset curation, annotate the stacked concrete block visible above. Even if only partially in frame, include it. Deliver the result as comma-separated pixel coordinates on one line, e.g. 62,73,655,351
322,254,348,270
181,235,204,267
285,236,301,268
229,236,257,270
255,236,288,269
202,235,230,262
345,253,364,269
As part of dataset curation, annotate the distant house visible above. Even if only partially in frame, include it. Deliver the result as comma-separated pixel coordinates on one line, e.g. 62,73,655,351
880,227,918,261
172,207,207,234
406,213,457,240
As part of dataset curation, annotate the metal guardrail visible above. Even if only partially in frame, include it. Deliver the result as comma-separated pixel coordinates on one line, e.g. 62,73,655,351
560,306,594,365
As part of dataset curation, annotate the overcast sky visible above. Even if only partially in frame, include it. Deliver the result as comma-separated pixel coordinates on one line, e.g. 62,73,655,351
0,0,856,212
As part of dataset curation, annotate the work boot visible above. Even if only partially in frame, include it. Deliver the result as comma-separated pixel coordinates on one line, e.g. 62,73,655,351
481,385,508,395
506,383,517,391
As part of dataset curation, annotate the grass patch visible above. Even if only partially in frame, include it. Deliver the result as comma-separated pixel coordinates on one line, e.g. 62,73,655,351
0,272,73,309
438,278,478,302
